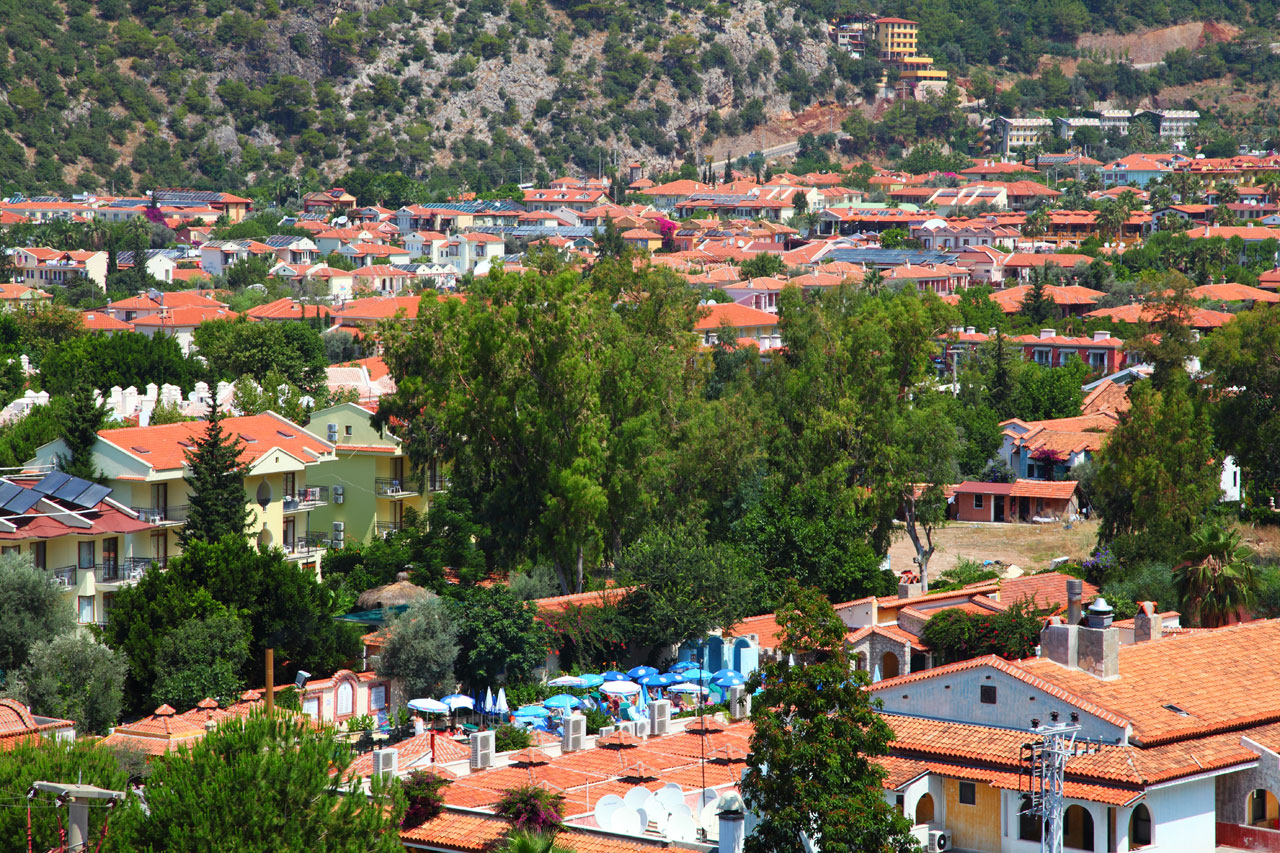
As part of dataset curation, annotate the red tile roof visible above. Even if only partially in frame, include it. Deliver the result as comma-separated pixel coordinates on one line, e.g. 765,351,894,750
693,302,779,332
97,412,333,471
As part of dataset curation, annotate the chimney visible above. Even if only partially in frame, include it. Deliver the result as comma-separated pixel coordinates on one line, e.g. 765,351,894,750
1066,578,1083,626
965,326,976,334
898,578,923,599
1133,601,1162,643
1040,328,1055,339
1077,598,1119,679
1039,616,1078,669
1092,330,1111,342
719,807,746,853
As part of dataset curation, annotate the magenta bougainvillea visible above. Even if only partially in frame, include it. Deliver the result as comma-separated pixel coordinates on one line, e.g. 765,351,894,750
495,785,564,833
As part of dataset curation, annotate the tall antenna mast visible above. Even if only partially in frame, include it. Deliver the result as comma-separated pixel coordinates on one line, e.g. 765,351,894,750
1022,714,1080,853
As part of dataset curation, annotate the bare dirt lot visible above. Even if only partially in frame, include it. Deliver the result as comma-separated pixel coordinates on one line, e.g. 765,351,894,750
889,520,1101,580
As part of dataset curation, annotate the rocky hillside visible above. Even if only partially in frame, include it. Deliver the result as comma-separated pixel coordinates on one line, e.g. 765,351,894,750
0,0,877,196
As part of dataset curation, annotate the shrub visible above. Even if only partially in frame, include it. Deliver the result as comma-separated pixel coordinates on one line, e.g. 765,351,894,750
919,600,1042,665
495,784,564,833
494,723,532,752
401,770,449,828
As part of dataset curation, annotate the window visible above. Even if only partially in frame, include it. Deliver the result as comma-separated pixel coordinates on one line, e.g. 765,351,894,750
102,537,118,572
282,473,296,499
370,685,387,711
980,685,997,705
1019,796,1044,842
1,546,17,556
1129,804,1152,848
78,541,96,569
78,596,94,624
958,782,976,805
974,494,984,509
302,697,320,719
336,681,354,717
31,541,45,570
345,425,353,436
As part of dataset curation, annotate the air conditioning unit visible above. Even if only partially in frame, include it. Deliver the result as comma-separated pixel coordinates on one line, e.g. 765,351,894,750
928,829,951,852
648,699,671,736
372,747,398,779
632,719,649,738
728,686,751,720
599,726,616,739
326,423,338,443
617,720,636,736
562,715,586,753
469,730,494,769
333,485,344,505
331,521,344,544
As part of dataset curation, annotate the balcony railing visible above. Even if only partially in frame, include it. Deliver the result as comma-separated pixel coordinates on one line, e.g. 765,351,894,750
283,486,329,512
284,531,330,557
375,521,403,538
132,505,188,525
97,559,151,585
374,478,417,498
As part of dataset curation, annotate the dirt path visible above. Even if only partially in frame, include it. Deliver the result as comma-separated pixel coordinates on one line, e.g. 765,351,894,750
889,520,1101,580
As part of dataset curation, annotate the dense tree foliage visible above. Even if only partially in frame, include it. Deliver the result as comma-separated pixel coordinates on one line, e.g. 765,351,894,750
0,553,73,679
192,319,327,393
16,633,127,734
180,408,250,546
1204,305,1280,499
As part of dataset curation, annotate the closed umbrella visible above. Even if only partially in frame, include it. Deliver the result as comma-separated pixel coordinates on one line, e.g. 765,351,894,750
578,674,605,688
602,671,630,682
548,675,587,688
544,694,580,710
627,665,659,680
484,687,495,716
495,688,509,716
408,698,449,714
600,681,641,696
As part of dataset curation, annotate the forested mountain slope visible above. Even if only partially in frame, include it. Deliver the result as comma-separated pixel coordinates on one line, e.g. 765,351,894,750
0,0,1268,196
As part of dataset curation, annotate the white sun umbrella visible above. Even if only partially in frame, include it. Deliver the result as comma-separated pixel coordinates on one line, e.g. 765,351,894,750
548,674,587,688
496,687,509,716
667,682,710,695
484,687,495,717
440,694,475,711
408,698,449,714
600,681,641,696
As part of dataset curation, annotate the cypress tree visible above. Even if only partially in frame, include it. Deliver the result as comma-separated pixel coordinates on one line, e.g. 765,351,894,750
180,408,250,545
58,384,105,482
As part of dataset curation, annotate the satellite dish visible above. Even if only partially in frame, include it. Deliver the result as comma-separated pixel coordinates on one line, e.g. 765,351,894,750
648,800,670,833
667,813,699,842
594,794,624,829
657,786,685,813
698,788,718,811
624,786,652,811
670,803,694,822
610,807,643,834
701,800,723,833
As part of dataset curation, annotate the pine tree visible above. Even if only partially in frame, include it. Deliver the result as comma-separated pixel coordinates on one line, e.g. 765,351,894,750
987,330,1015,420
58,384,105,482
180,409,250,545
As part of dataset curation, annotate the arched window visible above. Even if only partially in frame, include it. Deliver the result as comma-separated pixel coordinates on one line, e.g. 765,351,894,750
880,651,900,679
1019,795,1043,842
336,680,354,718
915,793,935,825
1129,803,1152,848
1249,789,1280,828
1064,804,1095,851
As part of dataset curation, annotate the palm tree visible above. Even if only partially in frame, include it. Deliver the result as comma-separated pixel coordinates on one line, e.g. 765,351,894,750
1096,199,1127,243
1175,525,1257,628
1023,208,1050,239
498,831,572,853
1215,182,1239,205
1260,171,1280,205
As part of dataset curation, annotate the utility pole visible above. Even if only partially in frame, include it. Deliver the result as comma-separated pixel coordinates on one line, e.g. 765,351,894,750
265,647,275,715
1022,714,1081,853
30,782,125,852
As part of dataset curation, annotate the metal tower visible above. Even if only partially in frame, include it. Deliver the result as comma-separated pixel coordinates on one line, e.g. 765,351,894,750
1021,716,1080,853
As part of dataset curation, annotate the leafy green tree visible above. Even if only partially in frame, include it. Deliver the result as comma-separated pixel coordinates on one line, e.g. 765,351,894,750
896,392,959,591
180,409,250,546
1018,267,1057,325
1204,304,1280,496
409,492,489,584
1175,525,1256,627
497,831,572,853
446,586,549,685
377,597,459,698
16,634,127,734
1139,272,1200,391
231,369,314,423
0,740,143,852
739,252,786,279
192,319,327,393
919,599,1044,664
1011,358,1089,421
135,714,403,851
150,609,250,709
954,285,1007,335
1092,376,1220,563
614,524,757,657
40,333,196,397
742,584,915,853
58,382,105,482
104,537,360,713
0,553,74,679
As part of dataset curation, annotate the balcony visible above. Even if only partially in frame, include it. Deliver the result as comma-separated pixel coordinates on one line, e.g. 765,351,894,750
96,558,152,587
283,531,330,558
374,521,403,538
50,566,77,588
132,505,188,525
282,486,329,513
375,478,418,498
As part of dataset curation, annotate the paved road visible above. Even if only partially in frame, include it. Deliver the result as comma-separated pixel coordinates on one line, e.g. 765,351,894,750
708,133,848,172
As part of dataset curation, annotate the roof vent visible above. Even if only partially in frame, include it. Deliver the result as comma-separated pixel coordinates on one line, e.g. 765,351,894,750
1086,597,1113,629
1162,703,1190,717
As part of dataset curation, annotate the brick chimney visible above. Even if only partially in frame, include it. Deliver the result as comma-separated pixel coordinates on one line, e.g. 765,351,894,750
1076,598,1119,679
1133,601,1162,643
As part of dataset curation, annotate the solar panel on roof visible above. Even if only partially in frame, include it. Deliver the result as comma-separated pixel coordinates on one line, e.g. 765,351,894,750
3,489,42,514
52,476,95,503
0,481,23,506
33,470,71,495
70,483,112,509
